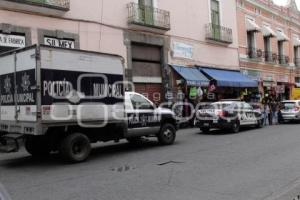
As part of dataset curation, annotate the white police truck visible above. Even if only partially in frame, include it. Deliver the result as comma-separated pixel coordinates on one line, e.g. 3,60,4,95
0,45,177,162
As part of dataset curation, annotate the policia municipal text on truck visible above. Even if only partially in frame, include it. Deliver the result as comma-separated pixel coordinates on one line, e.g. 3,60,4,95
0,45,177,163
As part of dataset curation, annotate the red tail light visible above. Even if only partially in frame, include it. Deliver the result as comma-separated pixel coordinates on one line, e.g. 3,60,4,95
217,110,227,117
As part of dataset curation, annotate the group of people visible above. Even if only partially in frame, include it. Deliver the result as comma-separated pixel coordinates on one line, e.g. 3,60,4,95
261,99,282,126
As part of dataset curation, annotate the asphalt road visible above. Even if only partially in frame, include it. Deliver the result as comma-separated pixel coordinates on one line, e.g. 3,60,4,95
1,124,300,200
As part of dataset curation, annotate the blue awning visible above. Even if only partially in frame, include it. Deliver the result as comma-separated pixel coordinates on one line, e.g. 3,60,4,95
171,65,209,86
200,67,258,88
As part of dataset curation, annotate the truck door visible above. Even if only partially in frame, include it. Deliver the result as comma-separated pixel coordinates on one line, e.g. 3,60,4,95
126,93,160,136
0,48,37,123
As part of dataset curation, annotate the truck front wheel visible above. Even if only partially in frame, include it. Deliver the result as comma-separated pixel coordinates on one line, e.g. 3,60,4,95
25,136,51,157
59,133,91,163
157,123,176,145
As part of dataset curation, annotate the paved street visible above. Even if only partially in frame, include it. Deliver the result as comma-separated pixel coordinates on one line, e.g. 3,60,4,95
1,124,300,200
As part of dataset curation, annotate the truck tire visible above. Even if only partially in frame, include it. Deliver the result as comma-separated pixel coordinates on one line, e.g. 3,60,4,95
157,123,176,145
59,133,91,163
25,136,51,157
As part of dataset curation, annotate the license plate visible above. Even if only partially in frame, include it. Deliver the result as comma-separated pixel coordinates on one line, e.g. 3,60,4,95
203,123,209,126
213,119,218,123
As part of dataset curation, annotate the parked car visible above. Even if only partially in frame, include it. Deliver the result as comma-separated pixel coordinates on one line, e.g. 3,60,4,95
195,101,263,133
279,100,300,123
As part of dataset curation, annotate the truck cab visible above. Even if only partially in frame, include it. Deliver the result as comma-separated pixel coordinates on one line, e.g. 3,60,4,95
125,92,177,143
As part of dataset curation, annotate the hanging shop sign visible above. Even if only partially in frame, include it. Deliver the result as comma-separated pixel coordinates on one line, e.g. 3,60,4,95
276,85,285,94
263,81,275,87
262,74,274,82
276,74,289,83
241,69,261,81
207,92,216,100
0,33,26,48
292,88,300,100
44,37,75,49
165,91,173,100
172,42,193,59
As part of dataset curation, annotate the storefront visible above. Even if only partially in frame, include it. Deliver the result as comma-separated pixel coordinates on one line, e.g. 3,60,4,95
199,67,258,101
260,73,292,101
276,74,291,100
171,65,209,103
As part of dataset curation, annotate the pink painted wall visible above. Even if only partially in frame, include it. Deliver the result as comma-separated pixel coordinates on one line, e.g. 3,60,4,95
0,0,239,69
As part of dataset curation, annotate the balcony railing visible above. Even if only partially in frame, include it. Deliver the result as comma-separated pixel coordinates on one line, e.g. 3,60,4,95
247,48,263,59
205,23,233,44
4,0,70,10
278,55,289,65
294,58,300,67
246,48,289,65
264,51,277,63
127,2,170,30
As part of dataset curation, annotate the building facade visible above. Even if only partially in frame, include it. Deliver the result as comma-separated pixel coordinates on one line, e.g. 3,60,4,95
237,0,300,100
0,0,239,103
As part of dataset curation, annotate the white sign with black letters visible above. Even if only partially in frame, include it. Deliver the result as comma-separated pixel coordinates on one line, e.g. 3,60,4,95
44,37,75,49
0,33,26,48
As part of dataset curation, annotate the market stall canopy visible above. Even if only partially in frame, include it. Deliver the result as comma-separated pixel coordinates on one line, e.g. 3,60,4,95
246,18,261,32
262,25,276,37
199,67,258,88
171,65,209,86
276,30,289,42
293,37,300,47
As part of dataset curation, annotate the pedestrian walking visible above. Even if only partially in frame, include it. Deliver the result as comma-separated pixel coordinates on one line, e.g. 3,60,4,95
263,103,270,126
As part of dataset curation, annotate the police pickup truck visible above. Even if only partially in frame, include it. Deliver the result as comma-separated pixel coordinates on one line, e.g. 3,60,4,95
0,45,177,162
196,101,263,133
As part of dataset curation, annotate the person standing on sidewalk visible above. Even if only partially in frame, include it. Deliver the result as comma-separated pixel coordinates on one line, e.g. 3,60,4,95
263,103,270,126
268,102,273,125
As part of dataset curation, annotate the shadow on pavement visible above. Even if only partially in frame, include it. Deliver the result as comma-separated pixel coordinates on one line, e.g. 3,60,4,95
197,127,261,136
0,139,180,168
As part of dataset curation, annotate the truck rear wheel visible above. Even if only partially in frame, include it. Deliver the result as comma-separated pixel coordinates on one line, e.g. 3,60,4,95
157,123,176,145
25,136,51,157
59,133,91,163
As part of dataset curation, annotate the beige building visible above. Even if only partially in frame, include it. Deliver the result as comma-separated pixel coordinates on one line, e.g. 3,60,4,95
0,0,239,102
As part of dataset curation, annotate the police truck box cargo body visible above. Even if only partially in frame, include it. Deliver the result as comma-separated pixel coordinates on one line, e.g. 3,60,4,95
0,45,177,162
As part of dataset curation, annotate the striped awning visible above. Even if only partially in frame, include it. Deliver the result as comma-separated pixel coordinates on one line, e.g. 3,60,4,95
277,30,289,42
293,37,300,47
262,25,276,37
246,19,261,32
